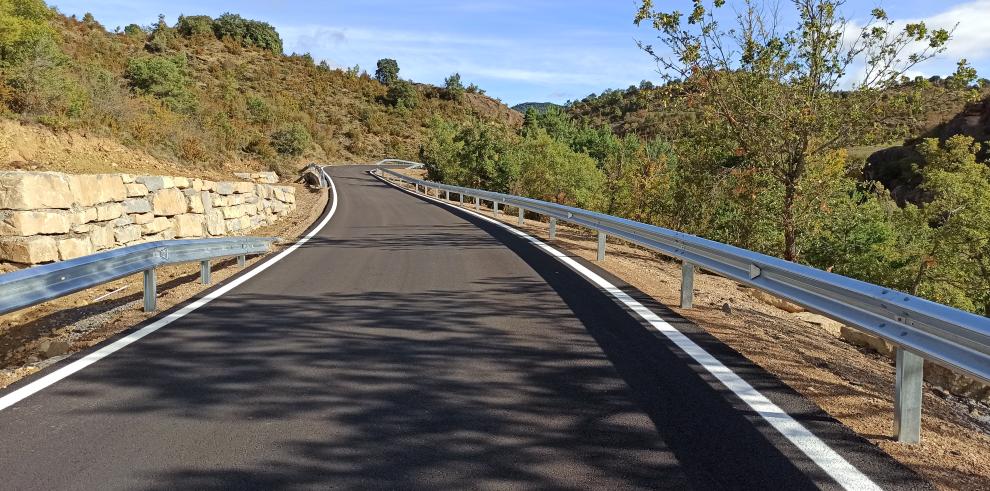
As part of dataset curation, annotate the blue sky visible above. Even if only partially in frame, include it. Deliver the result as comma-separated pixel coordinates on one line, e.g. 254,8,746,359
50,0,990,106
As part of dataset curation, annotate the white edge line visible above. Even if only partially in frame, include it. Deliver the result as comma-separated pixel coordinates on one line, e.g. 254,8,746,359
0,171,339,411
375,172,881,491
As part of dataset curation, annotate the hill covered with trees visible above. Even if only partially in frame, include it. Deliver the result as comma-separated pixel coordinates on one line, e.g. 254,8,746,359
0,0,519,175
419,0,990,317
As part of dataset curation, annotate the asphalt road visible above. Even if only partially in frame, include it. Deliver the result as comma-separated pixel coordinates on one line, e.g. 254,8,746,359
0,165,929,490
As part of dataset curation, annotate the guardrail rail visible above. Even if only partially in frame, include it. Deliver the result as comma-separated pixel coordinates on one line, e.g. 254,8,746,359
0,237,275,315
375,163,990,444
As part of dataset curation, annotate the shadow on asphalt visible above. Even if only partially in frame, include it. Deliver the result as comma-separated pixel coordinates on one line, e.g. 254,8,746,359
50,180,923,490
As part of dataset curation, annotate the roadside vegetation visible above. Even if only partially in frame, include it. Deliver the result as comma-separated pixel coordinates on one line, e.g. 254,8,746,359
420,0,990,317
0,0,514,176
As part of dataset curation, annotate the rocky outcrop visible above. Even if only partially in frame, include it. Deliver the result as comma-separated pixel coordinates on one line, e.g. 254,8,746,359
0,171,296,266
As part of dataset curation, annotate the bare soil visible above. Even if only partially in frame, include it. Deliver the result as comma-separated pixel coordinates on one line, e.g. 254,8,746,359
0,118,270,179
0,182,327,388
420,187,990,491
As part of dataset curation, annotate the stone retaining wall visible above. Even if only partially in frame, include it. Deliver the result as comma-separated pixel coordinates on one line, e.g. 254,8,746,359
0,171,295,266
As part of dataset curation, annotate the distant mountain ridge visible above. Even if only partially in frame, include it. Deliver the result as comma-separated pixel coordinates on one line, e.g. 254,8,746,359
511,102,563,114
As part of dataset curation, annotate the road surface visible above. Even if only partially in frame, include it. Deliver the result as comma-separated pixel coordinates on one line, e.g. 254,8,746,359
0,165,928,490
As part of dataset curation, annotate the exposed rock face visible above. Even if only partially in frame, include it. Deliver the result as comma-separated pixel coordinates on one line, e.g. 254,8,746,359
0,171,296,265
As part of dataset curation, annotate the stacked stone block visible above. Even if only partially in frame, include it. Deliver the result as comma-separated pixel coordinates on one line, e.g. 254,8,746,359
0,171,296,266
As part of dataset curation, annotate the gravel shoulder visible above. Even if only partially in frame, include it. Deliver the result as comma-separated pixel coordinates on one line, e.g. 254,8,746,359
0,182,328,388
423,186,990,491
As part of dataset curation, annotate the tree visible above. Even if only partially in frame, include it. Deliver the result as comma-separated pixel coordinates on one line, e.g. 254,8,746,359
420,117,464,183
912,136,990,314
0,0,55,66
375,58,399,85
444,72,465,101
634,0,965,261
512,129,603,208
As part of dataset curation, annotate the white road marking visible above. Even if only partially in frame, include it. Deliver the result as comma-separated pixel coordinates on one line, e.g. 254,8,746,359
377,172,881,491
0,171,339,411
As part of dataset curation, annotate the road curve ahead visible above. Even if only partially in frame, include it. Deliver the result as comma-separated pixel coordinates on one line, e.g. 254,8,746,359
0,165,927,490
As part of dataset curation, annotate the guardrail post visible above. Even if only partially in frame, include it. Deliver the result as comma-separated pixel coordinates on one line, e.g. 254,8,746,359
894,348,924,444
493,201,500,216
518,207,524,225
143,269,156,312
680,262,695,308
475,196,480,211
200,260,211,284
459,193,464,204
445,190,449,201
237,255,246,267
549,217,557,240
597,231,606,261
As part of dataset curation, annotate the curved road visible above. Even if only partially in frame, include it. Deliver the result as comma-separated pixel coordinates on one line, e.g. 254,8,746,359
0,165,926,490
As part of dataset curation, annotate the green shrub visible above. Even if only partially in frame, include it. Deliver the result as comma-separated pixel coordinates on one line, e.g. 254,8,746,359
0,0,56,67
176,15,214,37
245,95,273,124
124,54,196,112
123,24,145,37
212,13,282,54
386,79,418,109
270,122,311,156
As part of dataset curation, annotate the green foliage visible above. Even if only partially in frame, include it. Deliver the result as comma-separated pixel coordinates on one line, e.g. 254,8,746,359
466,83,484,95
0,0,55,66
511,129,602,208
375,58,399,85
245,95,272,124
145,14,173,53
123,24,144,37
634,0,965,261
911,136,990,314
386,79,418,109
176,15,214,37
270,122,311,156
211,13,282,54
443,72,465,101
124,54,196,112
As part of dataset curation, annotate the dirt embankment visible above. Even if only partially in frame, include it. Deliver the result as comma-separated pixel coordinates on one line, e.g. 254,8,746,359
402,182,990,491
0,118,270,179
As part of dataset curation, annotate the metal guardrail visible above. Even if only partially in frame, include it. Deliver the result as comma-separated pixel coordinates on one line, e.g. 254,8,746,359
0,237,275,315
376,164,990,444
